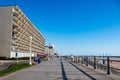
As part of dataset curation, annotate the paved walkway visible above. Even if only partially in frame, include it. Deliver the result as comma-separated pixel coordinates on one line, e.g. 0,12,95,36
0,58,120,80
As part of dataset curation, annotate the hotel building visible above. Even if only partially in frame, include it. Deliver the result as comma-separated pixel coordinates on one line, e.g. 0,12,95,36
0,5,45,58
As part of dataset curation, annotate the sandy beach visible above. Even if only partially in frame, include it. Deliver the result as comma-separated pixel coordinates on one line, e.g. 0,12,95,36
110,58,120,69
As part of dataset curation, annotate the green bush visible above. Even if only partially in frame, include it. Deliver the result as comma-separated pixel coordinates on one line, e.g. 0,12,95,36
7,58,17,60
18,57,29,60
0,56,30,60
0,56,6,60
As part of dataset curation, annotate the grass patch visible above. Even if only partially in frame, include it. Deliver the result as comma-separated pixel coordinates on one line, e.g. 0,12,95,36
0,63,33,77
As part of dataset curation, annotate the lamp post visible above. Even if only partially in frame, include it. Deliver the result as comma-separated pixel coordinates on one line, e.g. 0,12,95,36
29,36,32,65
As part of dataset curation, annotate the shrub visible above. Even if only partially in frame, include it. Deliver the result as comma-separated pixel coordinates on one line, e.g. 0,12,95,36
0,56,7,60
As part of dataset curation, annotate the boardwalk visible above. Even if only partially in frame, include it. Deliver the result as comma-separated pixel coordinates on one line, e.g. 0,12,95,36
0,58,120,80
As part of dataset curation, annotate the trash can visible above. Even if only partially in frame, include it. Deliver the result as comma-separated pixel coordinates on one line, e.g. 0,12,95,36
34,57,38,62
103,59,105,64
38,58,41,64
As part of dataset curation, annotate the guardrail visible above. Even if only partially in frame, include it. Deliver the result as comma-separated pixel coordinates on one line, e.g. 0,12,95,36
66,56,120,75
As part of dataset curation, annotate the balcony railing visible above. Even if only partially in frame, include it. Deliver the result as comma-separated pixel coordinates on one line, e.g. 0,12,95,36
13,11,18,17
13,16,18,23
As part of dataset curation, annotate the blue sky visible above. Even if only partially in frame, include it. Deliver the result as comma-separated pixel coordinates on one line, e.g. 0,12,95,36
0,0,120,56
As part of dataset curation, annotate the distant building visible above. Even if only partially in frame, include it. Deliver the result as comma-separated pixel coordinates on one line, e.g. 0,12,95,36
45,44,56,59
0,5,45,58
45,46,49,55
48,44,56,57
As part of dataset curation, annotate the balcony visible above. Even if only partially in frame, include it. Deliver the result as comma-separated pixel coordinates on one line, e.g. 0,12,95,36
12,28,18,35
13,16,18,23
15,33,20,38
12,38,17,42
13,25,18,29
12,41,17,46
12,30,17,34
17,15,21,20
14,6,19,12
13,13,18,17
23,20,26,24
13,10,18,17
11,46,16,51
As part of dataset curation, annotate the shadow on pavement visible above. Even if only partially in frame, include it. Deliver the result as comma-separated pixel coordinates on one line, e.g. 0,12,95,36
69,62,96,80
61,59,68,80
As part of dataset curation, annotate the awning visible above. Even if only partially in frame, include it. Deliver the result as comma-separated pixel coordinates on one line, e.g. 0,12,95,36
37,53,47,57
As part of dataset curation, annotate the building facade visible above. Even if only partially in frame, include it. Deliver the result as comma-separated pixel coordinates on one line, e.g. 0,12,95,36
45,44,56,59
0,5,45,58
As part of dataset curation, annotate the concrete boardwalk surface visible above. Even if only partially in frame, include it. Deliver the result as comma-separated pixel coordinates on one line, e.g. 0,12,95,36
0,58,120,80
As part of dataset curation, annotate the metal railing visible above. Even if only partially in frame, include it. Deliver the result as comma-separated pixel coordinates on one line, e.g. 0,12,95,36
67,56,120,75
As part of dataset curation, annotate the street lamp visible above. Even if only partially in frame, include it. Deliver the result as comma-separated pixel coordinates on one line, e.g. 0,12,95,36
29,36,32,65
